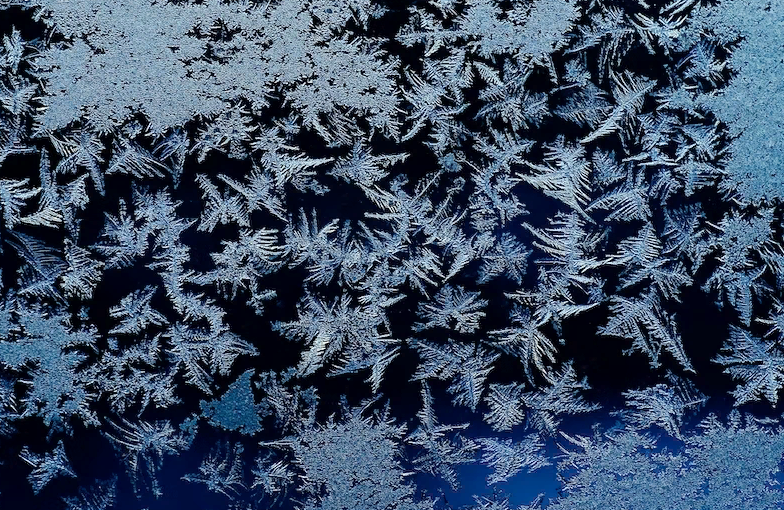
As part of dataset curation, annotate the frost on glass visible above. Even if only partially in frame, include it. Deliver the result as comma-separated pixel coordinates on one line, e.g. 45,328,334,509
0,0,783,508
548,411,784,510
199,369,263,434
